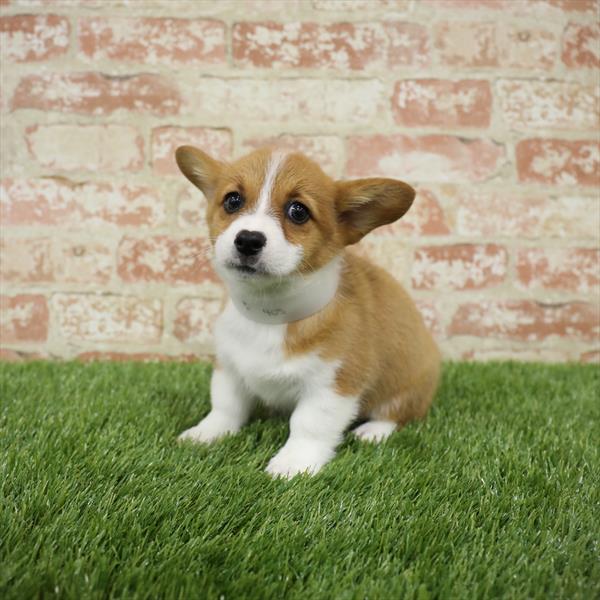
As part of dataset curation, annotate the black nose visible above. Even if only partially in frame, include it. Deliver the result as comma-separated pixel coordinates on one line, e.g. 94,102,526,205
234,230,266,256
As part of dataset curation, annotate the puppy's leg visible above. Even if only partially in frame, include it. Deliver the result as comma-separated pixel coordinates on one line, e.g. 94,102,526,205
266,389,359,479
179,367,252,444
352,420,396,443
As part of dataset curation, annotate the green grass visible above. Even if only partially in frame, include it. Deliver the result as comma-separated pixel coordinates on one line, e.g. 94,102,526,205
1,361,598,600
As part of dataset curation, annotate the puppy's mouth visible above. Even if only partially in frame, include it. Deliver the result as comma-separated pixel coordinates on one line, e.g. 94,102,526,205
234,264,258,274
225,260,266,277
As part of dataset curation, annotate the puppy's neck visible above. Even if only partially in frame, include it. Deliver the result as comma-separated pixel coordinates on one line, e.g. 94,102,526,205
225,257,342,325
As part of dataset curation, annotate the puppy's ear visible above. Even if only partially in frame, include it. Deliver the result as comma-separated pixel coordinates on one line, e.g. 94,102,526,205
335,178,415,245
175,145,224,198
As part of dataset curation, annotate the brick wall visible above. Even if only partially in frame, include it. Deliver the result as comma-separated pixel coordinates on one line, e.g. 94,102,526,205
1,0,599,363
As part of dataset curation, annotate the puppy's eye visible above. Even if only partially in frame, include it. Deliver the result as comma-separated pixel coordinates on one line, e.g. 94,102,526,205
223,191,244,214
286,201,310,225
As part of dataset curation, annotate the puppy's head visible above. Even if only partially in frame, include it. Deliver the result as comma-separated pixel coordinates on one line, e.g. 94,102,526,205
176,146,415,283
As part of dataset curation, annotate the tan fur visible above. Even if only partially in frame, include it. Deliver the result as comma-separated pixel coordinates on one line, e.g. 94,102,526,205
176,145,440,429
286,252,440,425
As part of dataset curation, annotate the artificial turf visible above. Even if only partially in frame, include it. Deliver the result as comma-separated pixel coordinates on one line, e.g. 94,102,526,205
0,360,598,600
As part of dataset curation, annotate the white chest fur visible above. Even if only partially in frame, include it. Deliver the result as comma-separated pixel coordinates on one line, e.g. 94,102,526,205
214,301,337,409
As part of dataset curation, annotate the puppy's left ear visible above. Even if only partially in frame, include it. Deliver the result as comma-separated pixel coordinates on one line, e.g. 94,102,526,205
335,178,415,245
175,145,224,199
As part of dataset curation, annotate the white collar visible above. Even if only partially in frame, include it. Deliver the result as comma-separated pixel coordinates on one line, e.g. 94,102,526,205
225,258,342,325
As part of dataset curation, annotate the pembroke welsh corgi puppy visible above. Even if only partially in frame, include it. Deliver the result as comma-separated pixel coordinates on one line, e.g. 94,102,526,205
175,146,440,478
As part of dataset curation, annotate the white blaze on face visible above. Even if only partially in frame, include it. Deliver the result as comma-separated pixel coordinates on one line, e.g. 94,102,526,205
256,151,287,214
214,151,303,279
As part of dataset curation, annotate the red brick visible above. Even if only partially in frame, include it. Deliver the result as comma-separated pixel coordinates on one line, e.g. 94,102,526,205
455,191,600,239
312,0,411,9
415,300,443,338
0,237,52,283
0,294,48,343
0,349,22,362
434,21,556,70
423,0,506,8
117,236,216,284
77,351,199,363
233,21,385,70
241,134,343,177
26,124,144,172
500,24,557,69
0,14,69,62
392,79,492,128
56,240,114,284
435,22,498,67
12,72,181,116
79,17,226,65
0,236,113,285
516,248,600,293
232,21,428,70
462,347,572,363
433,0,598,14
520,0,599,14
353,238,410,282
449,300,599,341
215,0,304,11
152,127,232,176
580,349,600,364
385,22,430,67
177,185,209,232
173,297,223,344
497,79,599,131
0,348,46,361
0,348,46,362
516,139,599,186
181,78,382,125
562,22,600,68
1,178,166,227
346,135,505,182
52,294,162,343
412,244,508,290
377,188,451,237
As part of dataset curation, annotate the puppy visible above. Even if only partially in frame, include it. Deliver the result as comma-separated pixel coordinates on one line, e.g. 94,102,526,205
176,146,440,478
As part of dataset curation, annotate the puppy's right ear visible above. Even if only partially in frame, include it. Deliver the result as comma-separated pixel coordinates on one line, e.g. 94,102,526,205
175,146,224,198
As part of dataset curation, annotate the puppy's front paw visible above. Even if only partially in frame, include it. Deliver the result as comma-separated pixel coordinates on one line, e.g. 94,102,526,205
178,413,239,445
266,442,334,479
352,420,396,443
